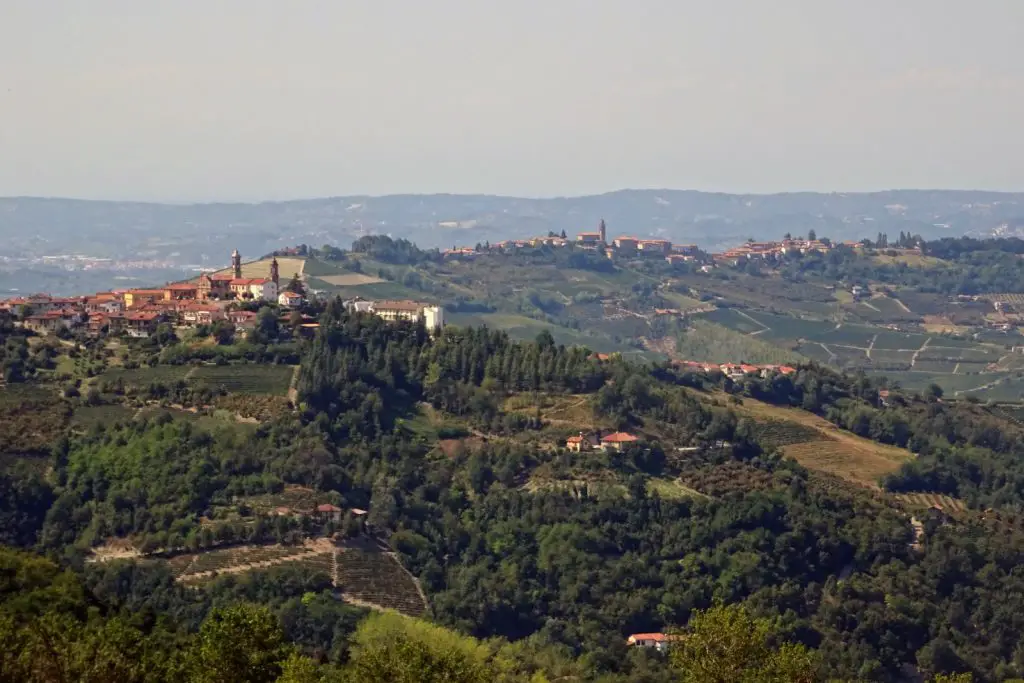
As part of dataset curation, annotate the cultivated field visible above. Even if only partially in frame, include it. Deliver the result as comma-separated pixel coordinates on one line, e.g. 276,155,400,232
335,544,427,617
751,419,826,449
317,273,386,286
893,493,968,514
721,393,912,488
101,365,192,386
190,364,295,395
71,404,136,429
167,539,428,616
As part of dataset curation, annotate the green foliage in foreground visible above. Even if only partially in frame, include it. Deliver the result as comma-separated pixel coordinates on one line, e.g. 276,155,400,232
670,603,815,683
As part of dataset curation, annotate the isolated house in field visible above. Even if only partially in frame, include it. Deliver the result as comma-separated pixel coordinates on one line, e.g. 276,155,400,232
566,433,594,453
599,432,639,452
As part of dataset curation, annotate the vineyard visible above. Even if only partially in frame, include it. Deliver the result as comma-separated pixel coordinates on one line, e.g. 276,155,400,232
982,293,1024,305
893,493,968,514
163,538,428,617
0,384,69,453
101,366,192,386
676,461,777,497
751,419,828,449
190,364,295,395
783,440,909,489
173,543,321,584
335,546,427,618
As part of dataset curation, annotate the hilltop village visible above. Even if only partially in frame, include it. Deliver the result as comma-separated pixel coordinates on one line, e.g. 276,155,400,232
0,249,446,339
442,219,865,268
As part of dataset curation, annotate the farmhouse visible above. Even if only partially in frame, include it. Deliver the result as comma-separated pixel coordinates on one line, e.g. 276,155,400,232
626,633,681,653
566,433,594,453
278,291,303,307
600,432,639,452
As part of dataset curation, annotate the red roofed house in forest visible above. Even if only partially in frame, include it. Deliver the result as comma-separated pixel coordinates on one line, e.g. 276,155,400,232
566,433,594,453
600,432,639,452
626,633,678,653
315,504,342,523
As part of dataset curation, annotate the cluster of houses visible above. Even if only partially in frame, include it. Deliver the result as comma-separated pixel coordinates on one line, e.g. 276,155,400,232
1,250,306,338
442,220,706,267
714,237,861,264
674,360,797,380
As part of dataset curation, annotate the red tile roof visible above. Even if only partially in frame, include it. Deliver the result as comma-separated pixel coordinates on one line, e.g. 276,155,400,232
601,432,638,444
316,504,341,513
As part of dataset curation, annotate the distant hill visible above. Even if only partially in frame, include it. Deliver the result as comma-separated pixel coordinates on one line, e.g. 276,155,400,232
2,189,1023,266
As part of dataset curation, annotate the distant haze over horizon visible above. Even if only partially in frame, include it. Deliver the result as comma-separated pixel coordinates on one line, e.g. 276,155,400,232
5,186,1024,206
2,1,1023,202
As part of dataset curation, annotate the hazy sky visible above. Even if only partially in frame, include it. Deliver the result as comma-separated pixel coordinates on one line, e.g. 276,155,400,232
2,1,1023,201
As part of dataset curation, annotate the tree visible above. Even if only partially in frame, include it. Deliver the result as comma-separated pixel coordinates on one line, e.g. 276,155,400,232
343,612,490,683
924,383,944,402
211,320,235,346
254,307,280,344
275,653,325,683
669,603,816,683
807,229,817,242
286,273,305,296
187,604,292,683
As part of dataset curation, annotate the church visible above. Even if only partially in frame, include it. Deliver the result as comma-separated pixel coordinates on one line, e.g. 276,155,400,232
195,249,279,302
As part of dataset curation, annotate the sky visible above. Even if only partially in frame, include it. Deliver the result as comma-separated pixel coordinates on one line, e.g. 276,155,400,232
1,0,1023,202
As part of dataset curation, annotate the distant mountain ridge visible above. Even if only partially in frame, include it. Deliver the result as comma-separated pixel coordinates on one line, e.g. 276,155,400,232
1,189,1022,264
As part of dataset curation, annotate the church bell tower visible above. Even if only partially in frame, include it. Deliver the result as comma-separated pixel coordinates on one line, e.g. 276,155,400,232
231,249,242,279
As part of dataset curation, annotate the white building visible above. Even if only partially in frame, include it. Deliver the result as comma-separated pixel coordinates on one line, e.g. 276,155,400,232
343,299,446,333
278,291,303,307
423,305,445,332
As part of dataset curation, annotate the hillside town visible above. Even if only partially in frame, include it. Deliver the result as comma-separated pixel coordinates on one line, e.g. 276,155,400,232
0,249,446,339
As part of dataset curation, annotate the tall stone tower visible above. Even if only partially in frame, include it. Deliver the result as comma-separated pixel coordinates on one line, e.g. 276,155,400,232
599,219,607,245
231,249,242,279
270,257,280,287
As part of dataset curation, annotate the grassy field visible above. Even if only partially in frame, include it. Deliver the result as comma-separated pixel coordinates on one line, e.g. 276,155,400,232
190,365,295,395
317,273,386,286
720,393,912,488
646,477,709,500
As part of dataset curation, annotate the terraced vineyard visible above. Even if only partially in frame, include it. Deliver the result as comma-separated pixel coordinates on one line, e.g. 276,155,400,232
893,493,968,514
336,547,427,618
174,544,319,584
